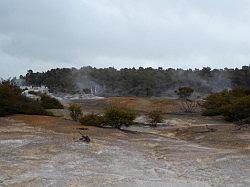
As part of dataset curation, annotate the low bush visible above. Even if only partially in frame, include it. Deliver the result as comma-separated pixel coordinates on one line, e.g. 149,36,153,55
203,87,250,123
203,90,235,116
103,107,138,129
0,80,52,116
40,95,64,109
221,96,250,122
80,113,104,126
69,104,82,121
147,110,164,126
16,99,53,116
79,107,137,129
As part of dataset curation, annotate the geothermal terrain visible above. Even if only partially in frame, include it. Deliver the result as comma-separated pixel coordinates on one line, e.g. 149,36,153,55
0,97,250,187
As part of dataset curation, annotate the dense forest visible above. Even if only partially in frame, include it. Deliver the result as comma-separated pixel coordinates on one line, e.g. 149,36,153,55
20,66,250,97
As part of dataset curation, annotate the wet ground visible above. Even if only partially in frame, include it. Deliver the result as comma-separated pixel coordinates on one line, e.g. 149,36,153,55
0,115,249,187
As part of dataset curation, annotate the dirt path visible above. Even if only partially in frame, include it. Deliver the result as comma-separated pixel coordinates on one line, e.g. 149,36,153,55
0,115,249,187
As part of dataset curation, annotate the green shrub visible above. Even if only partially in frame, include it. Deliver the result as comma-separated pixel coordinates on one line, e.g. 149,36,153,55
103,107,137,129
80,113,104,126
175,87,194,99
203,87,250,116
221,96,250,122
202,91,230,116
16,99,53,116
230,86,250,97
147,110,164,126
69,104,82,121
0,80,52,116
79,108,137,128
203,87,250,123
40,95,64,109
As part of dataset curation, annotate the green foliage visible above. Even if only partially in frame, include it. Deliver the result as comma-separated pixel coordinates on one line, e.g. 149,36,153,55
203,87,250,122
22,66,250,97
203,87,250,116
0,80,52,116
147,110,164,126
79,107,137,128
203,91,231,116
68,104,82,121
175,87,194,99
175,87,197,113
79,108,137,129
221,96,250,122
15,101,53,116
80,113,104,126
25,68,76,93
40,95,64,109
103,107,138,129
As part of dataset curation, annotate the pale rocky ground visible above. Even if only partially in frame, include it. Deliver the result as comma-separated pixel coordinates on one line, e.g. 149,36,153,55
0,114,249,187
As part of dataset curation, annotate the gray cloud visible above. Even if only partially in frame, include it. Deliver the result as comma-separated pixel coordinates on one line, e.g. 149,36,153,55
0,0,250,78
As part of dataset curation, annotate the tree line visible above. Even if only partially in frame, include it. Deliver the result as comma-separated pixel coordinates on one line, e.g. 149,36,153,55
21,65,250,97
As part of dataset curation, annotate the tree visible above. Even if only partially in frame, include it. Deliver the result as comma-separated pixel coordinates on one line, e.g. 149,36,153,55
175,87,194,99
22,66,250,97
203,87,250,128
69,104,82,121
200,67,212,78
176,87,197,113
221,96,250,122
147,110,164,127
103,107,137,129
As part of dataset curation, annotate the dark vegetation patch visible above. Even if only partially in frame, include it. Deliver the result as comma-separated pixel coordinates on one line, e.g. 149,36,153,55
22,66,250,96
103,107,138,129
175,86,198,113
80,113,104,127
40,94,64,109
175,86,194,99
147,110,164,126
0,80,63,117
69,104,82,121
79,107,138,129
203,87,250,126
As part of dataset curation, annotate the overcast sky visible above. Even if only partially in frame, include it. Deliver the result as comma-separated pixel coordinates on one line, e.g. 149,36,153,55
0,0,250,78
